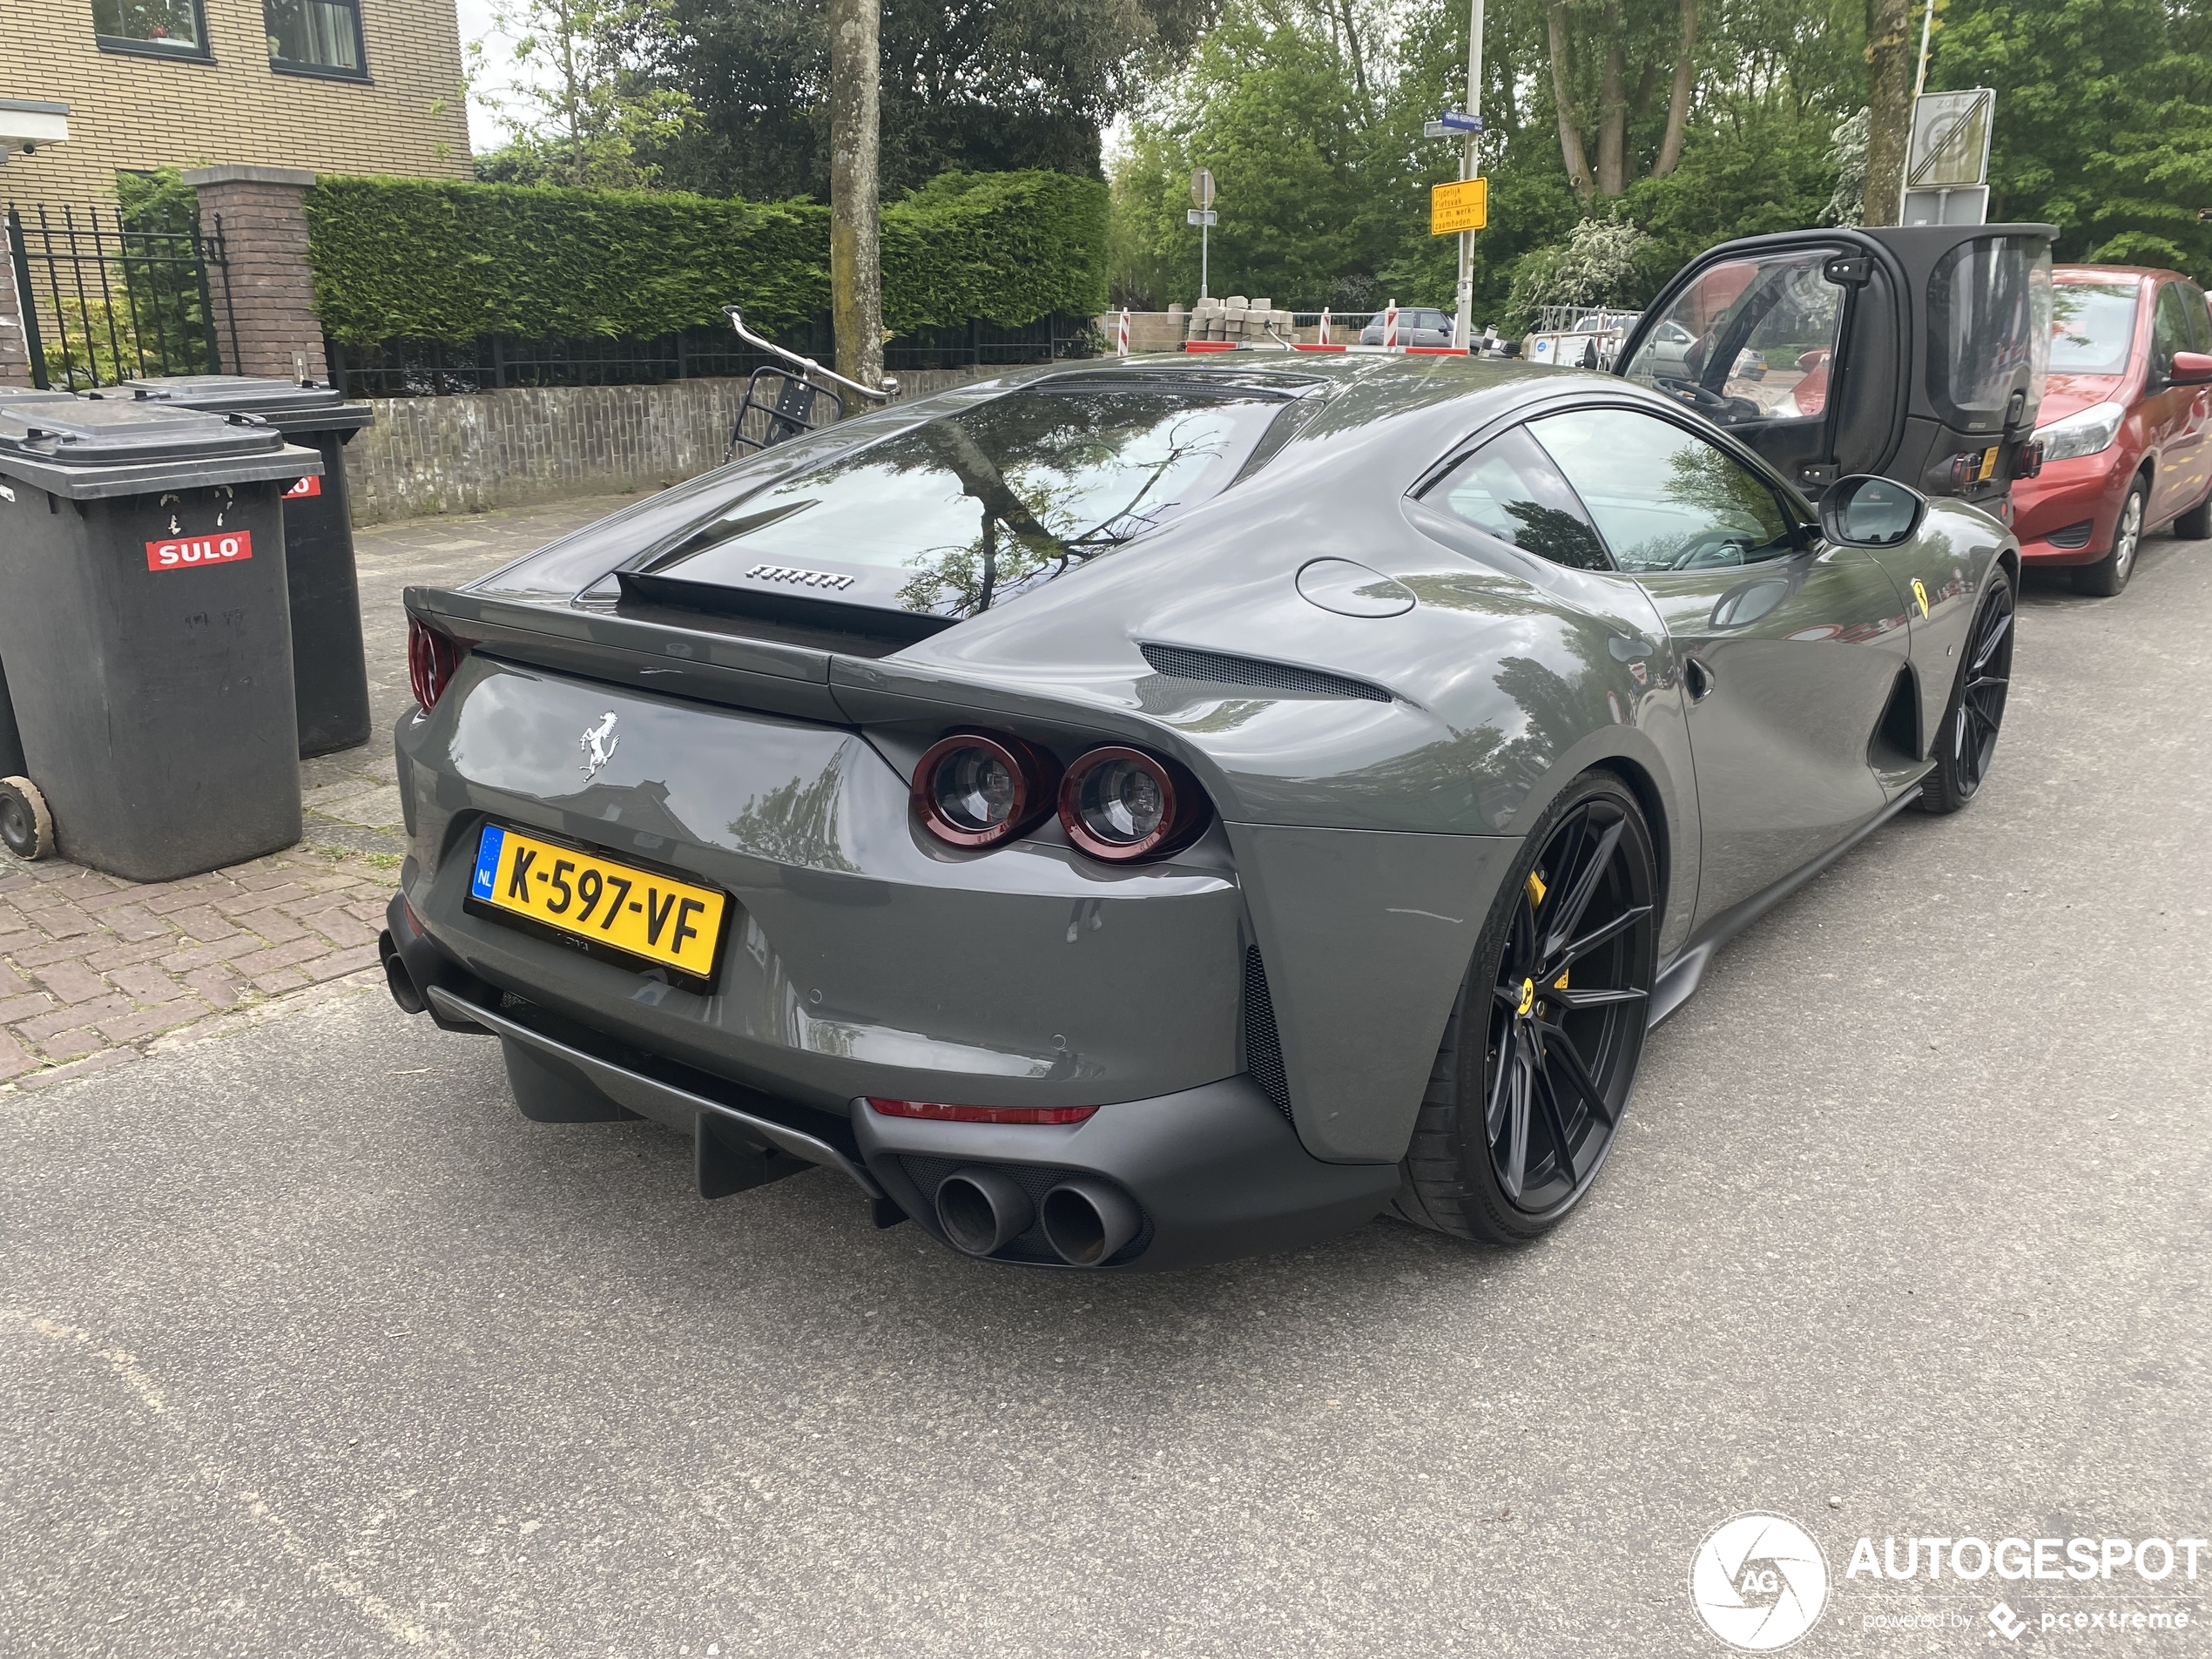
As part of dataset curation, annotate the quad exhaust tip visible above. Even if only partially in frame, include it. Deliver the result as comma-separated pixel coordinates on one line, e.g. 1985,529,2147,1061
379,930,427,1015
1041,1178,1142,1266
934,1166,1035,1257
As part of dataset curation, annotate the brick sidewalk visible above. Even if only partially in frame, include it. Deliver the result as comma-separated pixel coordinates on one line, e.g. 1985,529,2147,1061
0,846,399,1089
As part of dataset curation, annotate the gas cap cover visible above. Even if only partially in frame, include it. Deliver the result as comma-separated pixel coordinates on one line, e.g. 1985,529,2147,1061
1296,557,1416,617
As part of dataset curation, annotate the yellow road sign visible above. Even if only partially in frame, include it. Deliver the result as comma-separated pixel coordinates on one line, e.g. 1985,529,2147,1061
1431,177,1489,235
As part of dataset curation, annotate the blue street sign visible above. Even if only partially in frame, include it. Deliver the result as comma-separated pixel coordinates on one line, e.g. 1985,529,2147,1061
1436,111,1485,133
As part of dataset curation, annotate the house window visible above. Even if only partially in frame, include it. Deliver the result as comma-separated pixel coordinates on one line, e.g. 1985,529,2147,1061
265,0,367,78
92,0,212,58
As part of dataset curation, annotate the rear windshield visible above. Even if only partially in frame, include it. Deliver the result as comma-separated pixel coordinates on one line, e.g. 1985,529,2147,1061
1928,235,2054,426
2048,280,2140,375
641,380,1298,619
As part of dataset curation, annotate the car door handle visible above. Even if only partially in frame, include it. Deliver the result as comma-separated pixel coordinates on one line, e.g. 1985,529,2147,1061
1683,656,1716,701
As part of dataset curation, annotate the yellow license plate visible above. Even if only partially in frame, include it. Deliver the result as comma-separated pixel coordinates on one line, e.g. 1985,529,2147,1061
468,823,729,983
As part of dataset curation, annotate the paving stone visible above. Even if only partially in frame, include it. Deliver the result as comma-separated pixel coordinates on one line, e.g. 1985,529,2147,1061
160,936,269,973
180,965,248,1010
166,904,240,942
8,935,106,970
36,1025,107,1063
27,906,95,941
251,966,312,995
94,999,207,1044
83,938,183,974
107,962,185,1003
241,912,313,947
33,961,111,1005
0,962,30,996
97,904,172,942
231,936,332,978
0,992,56,1023
0,1028,36,1082
215,882,316,918
16,995,134,1042
303,912,381,951
302,943,381,983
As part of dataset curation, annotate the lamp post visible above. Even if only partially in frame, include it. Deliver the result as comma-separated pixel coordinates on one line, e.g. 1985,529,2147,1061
1453,0,1485,351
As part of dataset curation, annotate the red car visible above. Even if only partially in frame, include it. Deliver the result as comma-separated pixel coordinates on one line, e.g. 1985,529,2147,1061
2013,266,2212,595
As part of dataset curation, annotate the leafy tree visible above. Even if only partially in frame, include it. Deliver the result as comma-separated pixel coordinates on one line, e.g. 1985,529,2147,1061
474,0,694,189
637,0,1218,200
1931,0,2212,271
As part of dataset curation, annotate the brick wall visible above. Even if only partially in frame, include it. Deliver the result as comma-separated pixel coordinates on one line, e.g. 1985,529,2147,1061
342,368,999,525
189,165,328,381
0,0,469,215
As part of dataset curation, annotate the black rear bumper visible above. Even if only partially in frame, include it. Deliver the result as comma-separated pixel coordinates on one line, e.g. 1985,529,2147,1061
383,893,1399,1271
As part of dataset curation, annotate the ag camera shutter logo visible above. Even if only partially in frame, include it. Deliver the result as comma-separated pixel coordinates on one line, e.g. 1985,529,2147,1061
1690,1512,1831,1650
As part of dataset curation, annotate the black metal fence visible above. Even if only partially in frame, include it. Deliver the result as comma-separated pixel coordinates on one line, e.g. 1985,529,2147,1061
326,313,1100,399
5,202,237,390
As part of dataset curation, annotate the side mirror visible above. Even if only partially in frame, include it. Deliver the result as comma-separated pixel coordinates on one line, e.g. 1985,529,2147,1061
1818,475,1927,548
2169,351,2212,385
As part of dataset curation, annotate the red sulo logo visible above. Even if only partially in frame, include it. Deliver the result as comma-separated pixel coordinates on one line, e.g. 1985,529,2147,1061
285,474,321,499
145,529,254,571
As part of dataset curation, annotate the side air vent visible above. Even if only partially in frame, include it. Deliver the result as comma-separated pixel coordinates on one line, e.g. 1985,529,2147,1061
2046,520,2094,550
1142,644,1391,702
1242,947,1294,1122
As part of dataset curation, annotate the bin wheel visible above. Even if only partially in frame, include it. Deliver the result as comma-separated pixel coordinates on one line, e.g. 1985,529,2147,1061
0,776,55,861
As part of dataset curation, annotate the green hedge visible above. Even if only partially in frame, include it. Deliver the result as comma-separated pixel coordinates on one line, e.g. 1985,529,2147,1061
305,170,1109,347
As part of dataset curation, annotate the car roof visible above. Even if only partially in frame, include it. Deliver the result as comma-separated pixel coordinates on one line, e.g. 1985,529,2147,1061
2054,264,2187,284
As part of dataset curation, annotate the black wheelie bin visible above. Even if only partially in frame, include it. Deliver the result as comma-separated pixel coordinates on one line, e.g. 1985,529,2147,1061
0,395,323,880
115,376,376,757
0,387,82,783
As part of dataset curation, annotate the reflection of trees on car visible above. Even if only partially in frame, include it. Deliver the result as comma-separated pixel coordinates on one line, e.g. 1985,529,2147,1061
892,397,1239,619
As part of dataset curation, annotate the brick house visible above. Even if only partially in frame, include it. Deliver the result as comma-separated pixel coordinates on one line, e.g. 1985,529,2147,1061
0,0,469,212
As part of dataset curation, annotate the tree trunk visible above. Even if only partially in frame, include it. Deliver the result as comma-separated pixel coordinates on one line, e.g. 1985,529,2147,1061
827,0,883,387
1653,0,1696,177
1548,2,1595,204
1595,3,1627,196
1337,0,1371,109
1863,0,1913,226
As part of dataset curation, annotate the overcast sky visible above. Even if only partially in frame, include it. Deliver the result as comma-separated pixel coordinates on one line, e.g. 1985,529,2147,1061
454,0,520,153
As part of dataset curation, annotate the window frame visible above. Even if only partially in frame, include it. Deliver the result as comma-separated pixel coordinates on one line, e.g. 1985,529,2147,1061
91,0,215,63
264,0,371,81
2150,280,2195,384
1410,393,1817,579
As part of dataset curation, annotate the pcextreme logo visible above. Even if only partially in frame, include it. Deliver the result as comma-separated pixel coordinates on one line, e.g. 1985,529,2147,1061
1690,1513,1831,1650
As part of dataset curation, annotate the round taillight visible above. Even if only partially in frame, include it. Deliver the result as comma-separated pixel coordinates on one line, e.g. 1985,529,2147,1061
1058,745,1209,862
407,618,466,711
912,732,1059,848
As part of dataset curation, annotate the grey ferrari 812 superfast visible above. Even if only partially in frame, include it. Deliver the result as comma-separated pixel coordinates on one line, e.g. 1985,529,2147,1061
382,352,2018,1271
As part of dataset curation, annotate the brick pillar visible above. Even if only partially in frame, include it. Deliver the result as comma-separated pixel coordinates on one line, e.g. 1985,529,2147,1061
0,227,32,387
183,164,327,383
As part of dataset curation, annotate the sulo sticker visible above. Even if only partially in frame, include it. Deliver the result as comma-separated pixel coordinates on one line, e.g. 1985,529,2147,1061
285,474,321,499
1911,577,1930,617
146,529,253,571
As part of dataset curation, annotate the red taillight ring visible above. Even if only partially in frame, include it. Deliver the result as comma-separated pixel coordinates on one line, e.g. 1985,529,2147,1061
407,617,467,711
912,731,1061,849
1057,745,1209,863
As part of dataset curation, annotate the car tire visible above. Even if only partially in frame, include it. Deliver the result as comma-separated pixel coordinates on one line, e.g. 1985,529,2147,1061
2174,485,2212,541
2074,476,2146,596
1916,564,2016,815
1391,770,1658,1244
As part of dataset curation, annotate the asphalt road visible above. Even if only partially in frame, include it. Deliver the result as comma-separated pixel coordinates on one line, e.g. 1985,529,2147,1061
4,536,2209,1658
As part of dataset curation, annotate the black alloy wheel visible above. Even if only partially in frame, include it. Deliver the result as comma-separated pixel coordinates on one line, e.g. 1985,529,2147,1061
1917,567,2014,815
1393,771,1658,1244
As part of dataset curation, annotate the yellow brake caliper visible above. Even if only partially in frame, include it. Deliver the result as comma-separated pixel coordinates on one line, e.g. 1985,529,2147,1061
1524,872,1567,993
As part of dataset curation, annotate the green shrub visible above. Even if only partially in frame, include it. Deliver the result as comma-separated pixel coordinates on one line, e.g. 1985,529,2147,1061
305,170,1108,346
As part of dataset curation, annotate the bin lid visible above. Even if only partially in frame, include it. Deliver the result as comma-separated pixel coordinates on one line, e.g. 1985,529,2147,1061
111,374,374,435
0,396,324,500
